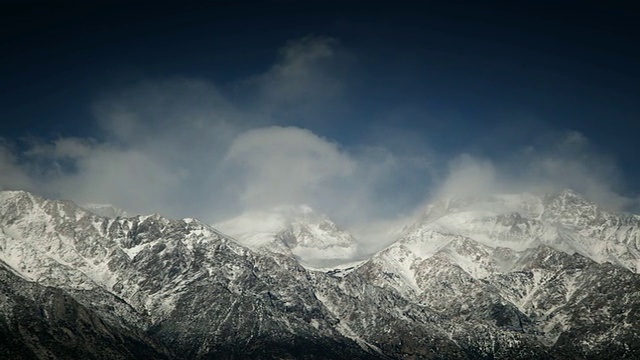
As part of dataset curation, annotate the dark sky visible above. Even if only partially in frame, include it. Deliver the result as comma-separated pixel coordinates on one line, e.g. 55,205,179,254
1,1,639,220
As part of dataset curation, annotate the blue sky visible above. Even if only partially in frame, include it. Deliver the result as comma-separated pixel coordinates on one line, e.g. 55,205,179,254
1,1,638,226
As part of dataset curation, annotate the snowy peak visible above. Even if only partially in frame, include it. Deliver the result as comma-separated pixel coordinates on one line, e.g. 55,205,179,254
378,189,640,280
215,205,357,267
0,190,228,283
0,190,260,321
284,216,355,249
542,189,600,225
397,192,545,239
350,189,638,300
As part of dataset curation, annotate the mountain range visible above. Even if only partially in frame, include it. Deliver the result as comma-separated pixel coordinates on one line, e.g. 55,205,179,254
0,189,638,359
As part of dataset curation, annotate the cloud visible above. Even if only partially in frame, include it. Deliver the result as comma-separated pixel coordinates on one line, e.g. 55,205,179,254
24,137,96,160
224,126,355,209
0,139,36,191
432,130,637,211
92,77,242,149
0,35,637,259
222,125,434,227
51,145,188,215
0,36,430,226
521,130,634,209
435,154,498,198
235,36,352,129
254,36,347,107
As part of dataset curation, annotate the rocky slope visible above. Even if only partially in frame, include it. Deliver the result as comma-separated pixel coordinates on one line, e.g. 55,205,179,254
0,260,172,360
0,190,638,359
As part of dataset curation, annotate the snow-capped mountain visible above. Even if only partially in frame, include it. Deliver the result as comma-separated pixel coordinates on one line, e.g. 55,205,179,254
215,205,358,268
0,191,376,359
398,190,640,272
346,190,640,356
1,189,639,359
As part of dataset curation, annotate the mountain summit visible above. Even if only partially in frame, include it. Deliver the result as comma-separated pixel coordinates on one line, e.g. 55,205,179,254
401,190,640,272
215,205,358,268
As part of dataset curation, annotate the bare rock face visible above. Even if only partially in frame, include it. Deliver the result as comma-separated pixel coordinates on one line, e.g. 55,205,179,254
0,261,172,360
0,190,639,359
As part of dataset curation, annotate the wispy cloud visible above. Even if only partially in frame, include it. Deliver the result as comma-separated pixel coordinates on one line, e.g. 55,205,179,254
1,36,637,255
433,130,637,210
0,139,36,191
0,37,431,228
224,126,356,209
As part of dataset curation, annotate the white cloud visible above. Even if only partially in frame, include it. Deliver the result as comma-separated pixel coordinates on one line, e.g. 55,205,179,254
255,36,345,106
431,130,637,211
23,137,95,160
0,35,636,259
0,140,35,191
234,36,351,128
521,130,633,209
50,146,188,215
435,154,498,198
225,126,355,209
93,77,237,143
0,37,372,223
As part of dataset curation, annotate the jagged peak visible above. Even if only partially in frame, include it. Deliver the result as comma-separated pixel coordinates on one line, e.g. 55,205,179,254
214,205,357,268
407,189,617,231
0,189,31,197
0,189,40,203
559,188,581,197
544,188,591,205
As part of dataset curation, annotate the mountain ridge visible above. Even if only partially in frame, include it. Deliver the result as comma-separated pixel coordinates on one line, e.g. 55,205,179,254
0,189,639,359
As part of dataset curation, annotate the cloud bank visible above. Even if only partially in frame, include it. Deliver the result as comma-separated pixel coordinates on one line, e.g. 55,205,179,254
435,130,634,210
1,36,637,252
